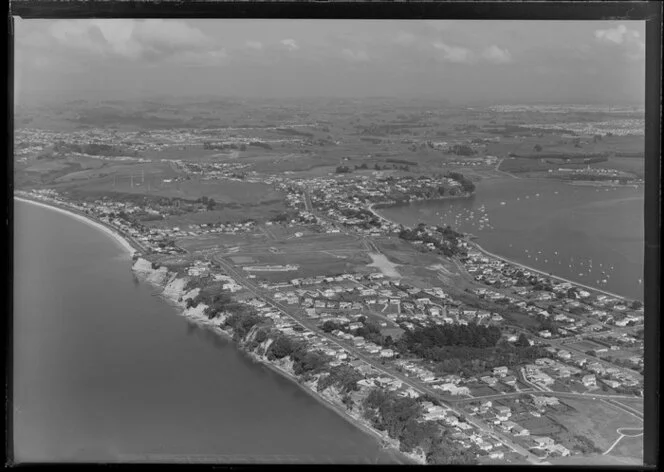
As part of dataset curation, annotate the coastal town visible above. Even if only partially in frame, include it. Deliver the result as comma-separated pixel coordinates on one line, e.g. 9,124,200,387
14,94,646,465
15,173,644,464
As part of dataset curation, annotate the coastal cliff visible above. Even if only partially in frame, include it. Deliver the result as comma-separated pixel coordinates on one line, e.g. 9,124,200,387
130,257,425,464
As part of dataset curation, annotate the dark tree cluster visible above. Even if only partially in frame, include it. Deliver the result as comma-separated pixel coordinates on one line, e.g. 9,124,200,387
445,171,476,193
399,322,502,350
223,311,264,341
361,389,447,456
316,365,364,393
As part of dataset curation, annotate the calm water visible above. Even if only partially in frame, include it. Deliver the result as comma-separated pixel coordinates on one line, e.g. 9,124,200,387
12,200,400,464
380,178,644,301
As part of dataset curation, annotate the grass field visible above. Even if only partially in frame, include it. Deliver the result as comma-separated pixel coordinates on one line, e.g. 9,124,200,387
552,398,642,454
589,157,645,178
566,340,606,352
612,397,644,414
176,232,270,252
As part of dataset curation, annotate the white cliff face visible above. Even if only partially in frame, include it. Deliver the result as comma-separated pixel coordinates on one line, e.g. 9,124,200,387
182,303,211,322
132,258,208,316
163,275,190,301
132,257,171,285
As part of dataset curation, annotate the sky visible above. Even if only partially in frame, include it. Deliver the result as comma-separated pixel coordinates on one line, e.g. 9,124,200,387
13,19,646,105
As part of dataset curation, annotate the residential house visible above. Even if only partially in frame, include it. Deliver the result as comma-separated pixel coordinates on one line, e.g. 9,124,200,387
493,366,509,376
582,374,597,388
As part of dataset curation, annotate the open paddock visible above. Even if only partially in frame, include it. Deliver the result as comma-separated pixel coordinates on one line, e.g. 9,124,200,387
267,233,368,253
466,384,503,397
612,398,644,414
52,161,178,188
177,232,269,253
247,259,362,283
546,454,641,466
565,340,608,352
225,250,371,270
142,201,288,228
156,178,284,205
551,398,643,453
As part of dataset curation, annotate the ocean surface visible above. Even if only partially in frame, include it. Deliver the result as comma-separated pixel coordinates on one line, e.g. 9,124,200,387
379,178,644,301
12,200,401,464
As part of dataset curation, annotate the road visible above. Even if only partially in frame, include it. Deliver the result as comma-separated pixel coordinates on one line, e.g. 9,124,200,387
504,323,643,380
447,389,643,405
210,253,544,464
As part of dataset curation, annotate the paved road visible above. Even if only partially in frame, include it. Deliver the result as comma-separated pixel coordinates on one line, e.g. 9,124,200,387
211,254,543,464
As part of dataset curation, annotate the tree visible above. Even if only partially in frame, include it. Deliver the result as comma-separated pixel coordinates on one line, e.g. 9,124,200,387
321,320,341,333
267,335,297,360
534,144,543,152
515,333,530,347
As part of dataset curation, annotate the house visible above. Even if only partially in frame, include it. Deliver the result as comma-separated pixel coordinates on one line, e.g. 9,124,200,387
532,396,559,407
538,330,552,338
502,375,517,386
582,374,597,388
557,368,571,378
379,349,395,358
557,350,572,360
501,420,518,432
601,379,622,389
493,366,509,376
423,405,447,421
495,406,511,417
480,376,498,386
445,415,459,426
550,444,571,456
513,424,530,436
456,422,472,431
532,436,555,448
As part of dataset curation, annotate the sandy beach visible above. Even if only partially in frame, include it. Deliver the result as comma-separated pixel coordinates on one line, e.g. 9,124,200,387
14,197,137,256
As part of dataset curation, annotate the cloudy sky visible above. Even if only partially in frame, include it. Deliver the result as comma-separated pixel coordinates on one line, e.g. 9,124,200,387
14,19,646,104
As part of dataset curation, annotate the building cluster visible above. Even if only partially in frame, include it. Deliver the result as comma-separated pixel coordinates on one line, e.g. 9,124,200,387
467,396,575,459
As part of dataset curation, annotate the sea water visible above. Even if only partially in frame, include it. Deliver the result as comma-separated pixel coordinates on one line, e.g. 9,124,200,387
12,200,400,464
379,178,644,301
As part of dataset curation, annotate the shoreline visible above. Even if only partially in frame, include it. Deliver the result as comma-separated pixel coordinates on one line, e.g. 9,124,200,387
140,274,419,465
15,195,416,464
468,242,628,301
14,196,138,256
370,204,631,302
243,350,416,464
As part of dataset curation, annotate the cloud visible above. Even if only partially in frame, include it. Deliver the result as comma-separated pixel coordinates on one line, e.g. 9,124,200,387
595,24,629,44
24,19,227,66
432,41,475,64
341,48,370,63
482,45,512,64
595,24,645,60
280,39,299,51
245,41,263,50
